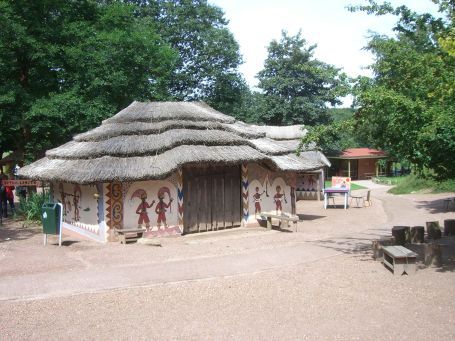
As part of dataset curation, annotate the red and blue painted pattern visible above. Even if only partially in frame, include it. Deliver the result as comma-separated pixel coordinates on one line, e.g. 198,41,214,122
241,163,249,224
177,168,184,226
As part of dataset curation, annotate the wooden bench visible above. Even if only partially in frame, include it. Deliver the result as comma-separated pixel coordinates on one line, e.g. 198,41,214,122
382,245,417,276
260,212,300,230
115,228,145,244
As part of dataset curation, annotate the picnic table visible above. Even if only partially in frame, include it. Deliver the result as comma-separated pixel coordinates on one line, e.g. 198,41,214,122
323,187,349,210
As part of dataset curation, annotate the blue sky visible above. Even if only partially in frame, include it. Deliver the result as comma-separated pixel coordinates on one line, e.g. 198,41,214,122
209,0,441,90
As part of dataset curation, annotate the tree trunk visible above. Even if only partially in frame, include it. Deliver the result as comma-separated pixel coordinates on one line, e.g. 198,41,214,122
410,226,425,244
426,221,441,239
392,226,410,246
424,243,442,267
443,219,455,236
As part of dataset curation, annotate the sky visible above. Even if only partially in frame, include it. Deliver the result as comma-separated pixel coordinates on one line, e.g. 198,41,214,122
209,0,441,94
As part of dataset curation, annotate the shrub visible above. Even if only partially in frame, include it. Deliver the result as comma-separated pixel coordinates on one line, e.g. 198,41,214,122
21,192,50,222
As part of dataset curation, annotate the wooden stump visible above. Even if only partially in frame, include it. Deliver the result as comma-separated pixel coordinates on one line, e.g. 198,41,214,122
443,219,455,236
426,221,441,239
372,237,395,260
410,226,425,244
392,226,410,246
424,243,442,267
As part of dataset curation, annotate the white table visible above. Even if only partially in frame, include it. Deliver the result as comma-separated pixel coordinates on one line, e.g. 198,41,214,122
323,187,349,210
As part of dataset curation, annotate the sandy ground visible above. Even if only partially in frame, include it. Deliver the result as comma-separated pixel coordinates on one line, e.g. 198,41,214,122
0,183,454,340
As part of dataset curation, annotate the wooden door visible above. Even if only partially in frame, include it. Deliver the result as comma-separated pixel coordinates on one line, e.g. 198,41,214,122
183,165,241,234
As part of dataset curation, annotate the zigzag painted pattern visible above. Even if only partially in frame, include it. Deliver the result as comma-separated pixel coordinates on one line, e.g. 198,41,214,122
241,163,249,223
70,221,100,235
105,183,112,228
177,169,184,226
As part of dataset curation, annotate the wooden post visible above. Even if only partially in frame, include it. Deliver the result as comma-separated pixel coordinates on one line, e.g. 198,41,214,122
410,226,425,244
426,221,442,239
424,243,442,267
375,162,379,177
392,226,410,246
443,219,455,236
316,172,321,201
348,160,351,178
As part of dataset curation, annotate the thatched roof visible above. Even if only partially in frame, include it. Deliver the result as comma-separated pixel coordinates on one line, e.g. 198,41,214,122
19,101,329,184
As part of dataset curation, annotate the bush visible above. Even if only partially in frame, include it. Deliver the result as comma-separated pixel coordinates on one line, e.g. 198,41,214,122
388,175,455,194
20,192,50,222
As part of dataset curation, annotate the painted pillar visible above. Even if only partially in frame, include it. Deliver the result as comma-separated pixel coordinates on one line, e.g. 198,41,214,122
177,168,184,228
105,181,123,241
375,162,379,177
241,163,249,226
348,160,351,178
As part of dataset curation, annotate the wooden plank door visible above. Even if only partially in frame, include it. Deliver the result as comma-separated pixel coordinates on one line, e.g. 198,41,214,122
183,165,241,234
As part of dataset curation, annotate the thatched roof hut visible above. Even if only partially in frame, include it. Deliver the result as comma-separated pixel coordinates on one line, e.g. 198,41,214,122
19,101,329,183
18,101,330,241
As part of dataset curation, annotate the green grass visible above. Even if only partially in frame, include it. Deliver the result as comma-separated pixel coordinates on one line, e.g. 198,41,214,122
324,180,367,190
386,175,455,194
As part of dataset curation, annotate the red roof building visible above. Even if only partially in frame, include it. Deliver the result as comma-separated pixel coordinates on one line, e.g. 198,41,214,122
327,148,390,180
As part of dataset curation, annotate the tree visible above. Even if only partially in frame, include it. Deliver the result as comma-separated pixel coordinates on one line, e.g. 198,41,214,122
0,0,176,159
299,119,359,155
256,31,349,126
129,0,246,114
350,1,455,179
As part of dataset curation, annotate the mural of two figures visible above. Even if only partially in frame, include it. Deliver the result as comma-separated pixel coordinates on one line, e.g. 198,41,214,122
253,185,288,216
131,187,173,231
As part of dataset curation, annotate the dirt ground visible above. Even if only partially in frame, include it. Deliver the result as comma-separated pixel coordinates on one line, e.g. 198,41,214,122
1,183,454,340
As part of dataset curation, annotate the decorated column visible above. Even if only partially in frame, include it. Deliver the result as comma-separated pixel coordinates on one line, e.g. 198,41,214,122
241,163,249,226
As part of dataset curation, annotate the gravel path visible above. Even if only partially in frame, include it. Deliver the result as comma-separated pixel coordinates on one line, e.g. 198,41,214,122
1,183,454,340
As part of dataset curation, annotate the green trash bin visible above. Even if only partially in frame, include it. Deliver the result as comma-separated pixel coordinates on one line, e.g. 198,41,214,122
42,203,61,235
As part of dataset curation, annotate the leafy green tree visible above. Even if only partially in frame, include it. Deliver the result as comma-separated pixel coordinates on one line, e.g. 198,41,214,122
129,0,246,113
0,0,176,159
256,31,349,126
299,119,360,155
350,1,455,179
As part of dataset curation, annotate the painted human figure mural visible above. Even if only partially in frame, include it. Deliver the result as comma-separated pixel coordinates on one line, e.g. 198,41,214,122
131,189,155,230
252,187,266,215
73,184,81,221
155,187,173,228
273,185,287,214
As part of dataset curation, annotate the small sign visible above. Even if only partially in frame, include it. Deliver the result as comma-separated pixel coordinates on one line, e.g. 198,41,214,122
1,180,42,187
331,176,351,189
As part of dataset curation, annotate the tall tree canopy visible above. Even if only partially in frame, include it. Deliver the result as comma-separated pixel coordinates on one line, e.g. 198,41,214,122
0,0,176,159
350,0,455,179
128,0,246,113
0,0,246,160
256,31,349,126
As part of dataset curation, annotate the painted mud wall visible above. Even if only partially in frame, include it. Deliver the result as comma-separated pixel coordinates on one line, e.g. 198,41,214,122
242,163,296,225
296,173,323,200
104,172,183,240
52,182,105,242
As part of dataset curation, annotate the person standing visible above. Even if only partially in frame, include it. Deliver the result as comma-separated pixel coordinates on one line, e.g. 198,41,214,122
5,181,15,215
0,175,7,218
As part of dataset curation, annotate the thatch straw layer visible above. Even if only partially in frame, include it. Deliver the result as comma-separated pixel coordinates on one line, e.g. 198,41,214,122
20,145,267,183
19,101,329,183
103,101,235,124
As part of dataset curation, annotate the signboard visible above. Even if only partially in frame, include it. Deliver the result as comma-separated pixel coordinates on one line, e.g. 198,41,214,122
1,180,42,187
331,176,351,190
